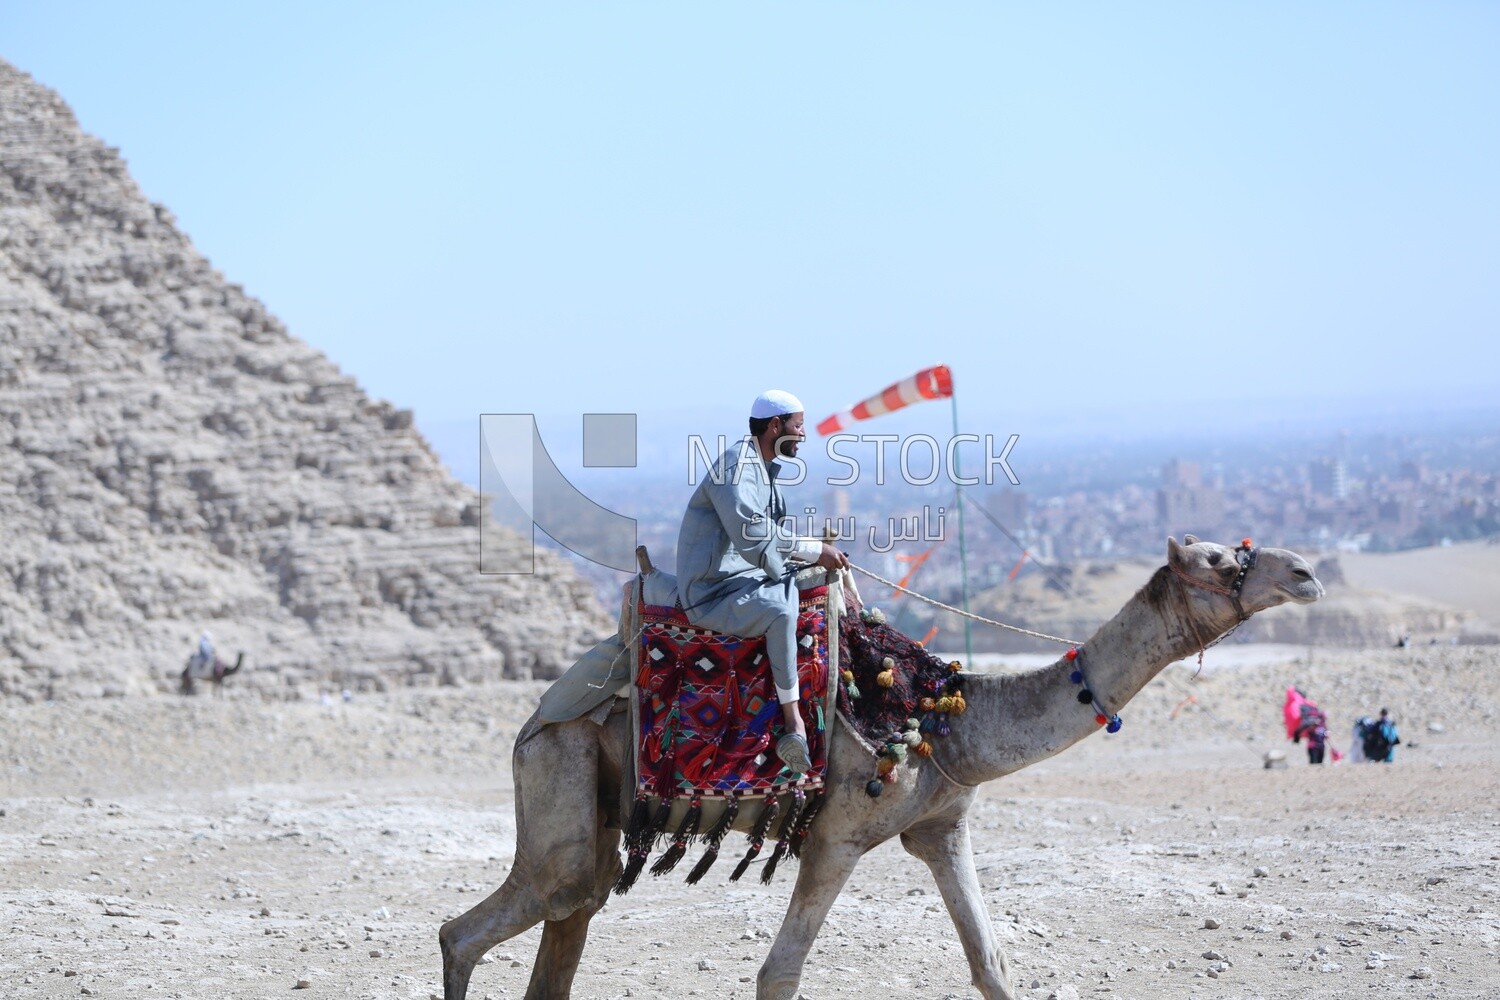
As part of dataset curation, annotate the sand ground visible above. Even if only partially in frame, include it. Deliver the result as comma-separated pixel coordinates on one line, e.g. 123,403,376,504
3,645,1499,1000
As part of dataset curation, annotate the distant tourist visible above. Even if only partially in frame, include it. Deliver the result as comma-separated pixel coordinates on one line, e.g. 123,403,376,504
1284,686,1337,765
1363,708,1400,763
1348,717,1371,763
178,630,245,695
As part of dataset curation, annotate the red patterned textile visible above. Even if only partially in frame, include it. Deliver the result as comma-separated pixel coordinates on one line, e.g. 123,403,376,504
634,586,831,800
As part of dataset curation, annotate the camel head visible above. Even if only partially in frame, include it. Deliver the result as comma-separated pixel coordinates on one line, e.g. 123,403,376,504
1167,534,1324,617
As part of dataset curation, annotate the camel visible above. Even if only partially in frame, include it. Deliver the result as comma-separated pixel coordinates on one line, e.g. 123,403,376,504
439,536,1323,1000
178,651,244,696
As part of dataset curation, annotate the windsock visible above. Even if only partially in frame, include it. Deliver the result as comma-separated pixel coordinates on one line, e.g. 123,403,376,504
816,364,953,436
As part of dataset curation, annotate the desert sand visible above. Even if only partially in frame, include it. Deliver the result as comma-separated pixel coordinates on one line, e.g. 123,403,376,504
3,645,1499,1000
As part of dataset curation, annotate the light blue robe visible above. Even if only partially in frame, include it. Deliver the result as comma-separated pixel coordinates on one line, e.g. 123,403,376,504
675,437,805,698
537,437,809,724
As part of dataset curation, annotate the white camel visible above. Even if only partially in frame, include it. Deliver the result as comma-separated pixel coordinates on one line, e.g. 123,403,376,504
439,536,1323,999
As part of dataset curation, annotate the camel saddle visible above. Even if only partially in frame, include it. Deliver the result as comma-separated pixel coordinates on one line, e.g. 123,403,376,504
613,547,845,892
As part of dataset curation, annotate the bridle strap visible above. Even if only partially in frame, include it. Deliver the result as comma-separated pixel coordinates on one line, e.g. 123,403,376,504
1169,542,1260,666
1170,542,1258,623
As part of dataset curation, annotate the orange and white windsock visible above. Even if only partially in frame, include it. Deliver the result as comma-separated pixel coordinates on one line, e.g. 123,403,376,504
816,364,954,436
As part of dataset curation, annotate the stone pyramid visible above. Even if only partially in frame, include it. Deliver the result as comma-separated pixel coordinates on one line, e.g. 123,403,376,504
0,60,609,700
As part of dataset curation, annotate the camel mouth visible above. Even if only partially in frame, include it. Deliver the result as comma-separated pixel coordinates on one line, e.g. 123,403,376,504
1279,579,1324,604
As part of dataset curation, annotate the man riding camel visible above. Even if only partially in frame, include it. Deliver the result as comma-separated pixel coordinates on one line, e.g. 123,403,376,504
537,389,847,773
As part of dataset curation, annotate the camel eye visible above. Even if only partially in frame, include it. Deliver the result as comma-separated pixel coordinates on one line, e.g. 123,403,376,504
1293,569,1312,580
1206,551,1222,566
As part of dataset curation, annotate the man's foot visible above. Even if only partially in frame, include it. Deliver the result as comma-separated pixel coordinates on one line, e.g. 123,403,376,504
776,733,812,774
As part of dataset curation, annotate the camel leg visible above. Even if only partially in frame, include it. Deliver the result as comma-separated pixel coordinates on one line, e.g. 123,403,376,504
901,819,1014,1000
520,820,622,1000
439,720,608,1000
441,869,548,1000
756,837,866,1000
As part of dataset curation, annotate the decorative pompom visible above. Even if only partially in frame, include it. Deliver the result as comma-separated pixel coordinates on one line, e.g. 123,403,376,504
1241,537,1253,549
919,717,935,734
1076,689,1093,704
1069,670,1083,684
920,697,936,711
845,682,861,699
1094,713,1108,726
841,669,854,683
1065,648,1079,661
862,607,886,625
881,656,896,670
936,696,954,713
948,660,963,673
876,669,895,688
889,743,908,762
914,741,933,757
876,757,896,775
880,768,899,784
865,779,884,797
950,692,966,715
1106,716,1123,733
938,723,951,738
902,731,922,747
904,718,920,731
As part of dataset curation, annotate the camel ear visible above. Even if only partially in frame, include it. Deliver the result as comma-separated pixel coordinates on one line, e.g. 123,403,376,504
1184,534,1200,545
1167,536,1186,566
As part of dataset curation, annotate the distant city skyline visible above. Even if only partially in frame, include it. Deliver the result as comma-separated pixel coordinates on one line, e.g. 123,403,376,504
3,3,1497,440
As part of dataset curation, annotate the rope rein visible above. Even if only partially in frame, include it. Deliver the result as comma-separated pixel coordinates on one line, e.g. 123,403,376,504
846,562,1084,647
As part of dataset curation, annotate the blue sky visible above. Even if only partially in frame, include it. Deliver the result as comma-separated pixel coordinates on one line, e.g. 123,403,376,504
5,2,1498,468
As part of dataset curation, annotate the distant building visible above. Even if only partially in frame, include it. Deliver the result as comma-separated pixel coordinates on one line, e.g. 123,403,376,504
1161,459,1201,489
984,489,1029,527
1157,484,1225,535
1308,458,1348,500
1157,459,1223,535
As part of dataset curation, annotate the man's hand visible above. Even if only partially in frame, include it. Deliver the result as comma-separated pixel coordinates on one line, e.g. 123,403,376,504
814,543,850,571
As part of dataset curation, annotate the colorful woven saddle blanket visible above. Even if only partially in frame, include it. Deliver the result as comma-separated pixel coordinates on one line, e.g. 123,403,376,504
616,584,836,893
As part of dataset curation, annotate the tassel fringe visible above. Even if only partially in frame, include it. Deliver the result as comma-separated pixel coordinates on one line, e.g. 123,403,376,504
788,790,826,859
760,837,789,884
646,796,674,849
613,792,654,895
684,842,719,885
614,850,648,895
684,794,738,885
761,790,805,885
650,797,702,877
729,795,780,882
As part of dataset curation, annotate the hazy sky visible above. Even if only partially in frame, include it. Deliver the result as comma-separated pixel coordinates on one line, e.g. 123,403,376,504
6,3,1498,451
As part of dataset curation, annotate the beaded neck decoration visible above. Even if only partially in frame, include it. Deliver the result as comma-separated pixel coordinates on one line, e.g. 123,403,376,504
1065,646,1122,734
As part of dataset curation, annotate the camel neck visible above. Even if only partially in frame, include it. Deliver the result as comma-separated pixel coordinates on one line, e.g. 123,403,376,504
934,567,1239,785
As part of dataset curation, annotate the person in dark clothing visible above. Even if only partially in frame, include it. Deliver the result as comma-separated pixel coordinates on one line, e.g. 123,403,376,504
1293,703,1330,764
1304,717,1329,764
1363,708,1401,763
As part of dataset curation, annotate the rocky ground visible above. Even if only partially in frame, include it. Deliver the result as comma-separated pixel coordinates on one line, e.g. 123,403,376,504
2,645,1498,999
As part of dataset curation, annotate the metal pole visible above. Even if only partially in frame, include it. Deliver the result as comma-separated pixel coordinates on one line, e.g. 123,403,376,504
951,392,973,665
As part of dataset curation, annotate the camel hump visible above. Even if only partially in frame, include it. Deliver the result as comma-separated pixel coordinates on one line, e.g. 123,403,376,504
635,545,654,575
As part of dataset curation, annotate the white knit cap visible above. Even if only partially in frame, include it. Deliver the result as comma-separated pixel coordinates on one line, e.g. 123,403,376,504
750,389,804,419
